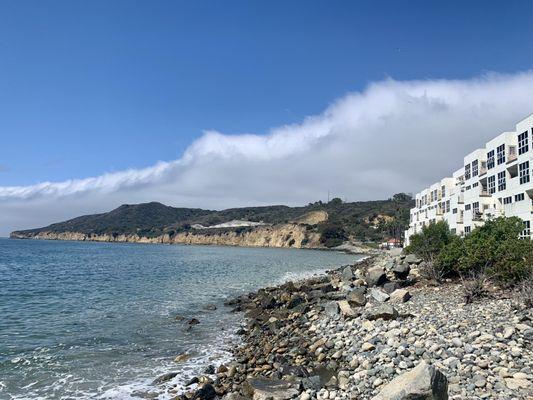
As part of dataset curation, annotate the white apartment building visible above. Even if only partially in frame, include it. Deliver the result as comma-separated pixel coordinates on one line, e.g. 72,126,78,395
405,114,533,246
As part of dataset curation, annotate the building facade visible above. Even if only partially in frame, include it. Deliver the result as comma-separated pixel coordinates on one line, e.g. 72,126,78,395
405,114,533,246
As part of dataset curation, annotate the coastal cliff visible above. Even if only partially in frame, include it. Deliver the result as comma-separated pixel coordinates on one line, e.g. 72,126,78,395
10,223,323,249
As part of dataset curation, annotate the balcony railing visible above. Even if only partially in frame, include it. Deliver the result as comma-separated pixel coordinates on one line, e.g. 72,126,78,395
480,189,491,197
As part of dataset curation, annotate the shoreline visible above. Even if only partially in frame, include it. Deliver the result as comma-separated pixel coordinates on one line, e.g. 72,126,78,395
157,251,532,400
6,234,376,255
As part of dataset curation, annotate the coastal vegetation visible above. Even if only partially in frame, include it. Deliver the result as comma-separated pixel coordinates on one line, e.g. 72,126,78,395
405,217,533,285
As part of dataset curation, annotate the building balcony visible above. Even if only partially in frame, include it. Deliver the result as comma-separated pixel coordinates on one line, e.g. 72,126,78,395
473,211,483,221
507,146,518,164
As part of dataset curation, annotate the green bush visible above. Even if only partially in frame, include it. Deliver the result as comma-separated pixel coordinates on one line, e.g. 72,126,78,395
318,222,347,248
405,221,454,263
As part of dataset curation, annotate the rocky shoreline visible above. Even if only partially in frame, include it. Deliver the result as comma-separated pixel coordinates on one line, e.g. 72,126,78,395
156,252,532,400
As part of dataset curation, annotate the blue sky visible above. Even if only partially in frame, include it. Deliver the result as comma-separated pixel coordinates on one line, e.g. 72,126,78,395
2,0,533,186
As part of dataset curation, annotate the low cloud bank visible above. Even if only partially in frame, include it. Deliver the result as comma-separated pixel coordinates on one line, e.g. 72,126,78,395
2,72,533,236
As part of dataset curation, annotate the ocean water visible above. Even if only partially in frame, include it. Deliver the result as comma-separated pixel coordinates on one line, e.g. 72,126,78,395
0,238,360,399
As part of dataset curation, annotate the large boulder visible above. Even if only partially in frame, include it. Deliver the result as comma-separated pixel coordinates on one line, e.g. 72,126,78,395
347,288,367,307
404,254,422,265
392,262,411,280
365,266,387,287
243,378,301,400
341,266,354,281
372,361,448,400
366,304,398,321
324,301,340,317
370,288,390,302
390,289,411,303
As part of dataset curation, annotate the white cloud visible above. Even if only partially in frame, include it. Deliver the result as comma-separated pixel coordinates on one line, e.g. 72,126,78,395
2,72,533,236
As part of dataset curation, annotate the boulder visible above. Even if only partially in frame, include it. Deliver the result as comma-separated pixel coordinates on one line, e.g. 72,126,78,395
152,371,179,384
193,383,217,400
324,301,340,316
337,300,356,317
392,262,411,280
341,266,354,281
390,289,411,303
347,288,367,307
287,295,305,309
383,281,400,294
366,304,399,321
370,288,390,302
372,361,448,400
243,378,301,400
365,266,387,287
404,254,422,265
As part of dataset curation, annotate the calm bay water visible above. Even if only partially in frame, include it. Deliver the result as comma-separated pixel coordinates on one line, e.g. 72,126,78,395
0,238,360,399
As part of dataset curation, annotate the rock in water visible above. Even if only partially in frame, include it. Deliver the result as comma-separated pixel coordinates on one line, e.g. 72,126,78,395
243,378,300,400
365,266,387,287
193,383,217,400
372,361,448,400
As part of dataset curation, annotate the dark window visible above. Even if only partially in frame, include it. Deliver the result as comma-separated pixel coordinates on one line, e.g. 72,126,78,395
465,204,471,211
497,144,505,165
453,208,457,214
465,164,471,180
487,150,495,169
515,193,525,202
472,160,478,176
498,171,506,191
520,221,531,239
519,131,529,155
441,185,446,198
503,196,512,205
519,161,530,184
488,175,496,194
465,226,471,234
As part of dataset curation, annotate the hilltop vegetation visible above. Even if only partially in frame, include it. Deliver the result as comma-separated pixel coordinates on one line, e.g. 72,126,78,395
11,193,413,246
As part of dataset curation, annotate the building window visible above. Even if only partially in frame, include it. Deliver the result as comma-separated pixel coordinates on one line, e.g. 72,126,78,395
518,131,529,155
441,185,446,198
520,221,531,239
503,196,512,205
465,163,471,180
488,175,496,194
465,204,471,211
497,171,506,191
465,226,471,235
472,182,479,188
451,228,456,234
453,208,457,214
446,200,450,213
472,202,479,212
497,144,506,164
519,161,530,184
465,185,471,191
487,150,495,169
515,193,525,202
472,160,478,177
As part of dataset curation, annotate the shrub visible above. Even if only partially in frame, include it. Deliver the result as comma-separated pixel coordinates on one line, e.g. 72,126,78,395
458,217,533,284
461,272,489,304
405,221,454,263
318,221,347,248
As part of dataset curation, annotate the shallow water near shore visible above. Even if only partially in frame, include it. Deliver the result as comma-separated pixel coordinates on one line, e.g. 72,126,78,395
0,238,360,399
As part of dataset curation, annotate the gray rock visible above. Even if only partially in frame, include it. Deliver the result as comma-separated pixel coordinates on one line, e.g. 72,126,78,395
366,266,387,287
371,288,390,302
372,361,448,400
243,378,300,400
347,288,367,307
366,304,399,321
392,262,411,280
404,254,422,265
383,281,401,294
341,266,354,281
324,301,340,316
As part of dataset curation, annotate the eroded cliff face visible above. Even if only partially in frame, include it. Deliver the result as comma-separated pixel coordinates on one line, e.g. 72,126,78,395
10,224,323,249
